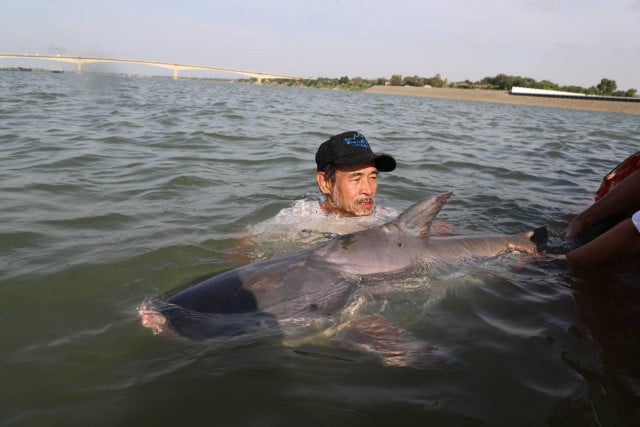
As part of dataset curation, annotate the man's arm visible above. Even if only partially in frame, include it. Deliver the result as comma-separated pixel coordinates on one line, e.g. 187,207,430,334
566,213,640,270
566,170,640,239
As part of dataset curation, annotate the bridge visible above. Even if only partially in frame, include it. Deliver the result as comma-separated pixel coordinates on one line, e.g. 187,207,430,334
0,53,302,83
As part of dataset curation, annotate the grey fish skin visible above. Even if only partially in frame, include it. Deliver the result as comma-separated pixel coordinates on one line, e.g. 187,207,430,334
143,191,543,323
309,191,540,275
314,227,539,275
139,192,545,367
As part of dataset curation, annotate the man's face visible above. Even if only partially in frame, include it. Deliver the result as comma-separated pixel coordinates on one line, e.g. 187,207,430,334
320,163,379,216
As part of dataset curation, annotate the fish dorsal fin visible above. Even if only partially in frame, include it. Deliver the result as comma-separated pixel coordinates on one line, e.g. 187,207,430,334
390,192,452,237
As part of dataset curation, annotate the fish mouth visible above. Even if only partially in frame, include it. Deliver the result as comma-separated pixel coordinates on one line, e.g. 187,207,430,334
138,299,176,336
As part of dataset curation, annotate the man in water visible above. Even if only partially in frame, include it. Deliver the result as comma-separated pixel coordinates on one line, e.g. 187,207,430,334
315,131,396,217
227,131,398,262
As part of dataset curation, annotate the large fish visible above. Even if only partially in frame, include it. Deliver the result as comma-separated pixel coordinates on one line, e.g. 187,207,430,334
139,192,546,368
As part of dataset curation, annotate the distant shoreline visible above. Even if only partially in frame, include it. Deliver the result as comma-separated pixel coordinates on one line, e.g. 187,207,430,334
364,86,640,116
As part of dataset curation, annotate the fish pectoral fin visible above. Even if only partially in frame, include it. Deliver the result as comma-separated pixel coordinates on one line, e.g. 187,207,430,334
334,315,418,353
333,315,463,370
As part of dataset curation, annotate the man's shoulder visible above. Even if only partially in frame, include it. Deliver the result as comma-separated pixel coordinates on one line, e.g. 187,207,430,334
252,199,397,236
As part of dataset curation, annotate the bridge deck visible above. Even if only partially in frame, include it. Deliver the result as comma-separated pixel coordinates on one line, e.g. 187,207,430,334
0,54,302,81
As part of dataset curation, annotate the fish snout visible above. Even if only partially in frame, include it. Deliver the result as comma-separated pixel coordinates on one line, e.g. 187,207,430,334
138,299,175,336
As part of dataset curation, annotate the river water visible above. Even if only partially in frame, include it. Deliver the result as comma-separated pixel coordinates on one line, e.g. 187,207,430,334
1,72,639,426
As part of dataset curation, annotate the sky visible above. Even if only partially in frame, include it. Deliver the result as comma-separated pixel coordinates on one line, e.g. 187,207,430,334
1,0,639,90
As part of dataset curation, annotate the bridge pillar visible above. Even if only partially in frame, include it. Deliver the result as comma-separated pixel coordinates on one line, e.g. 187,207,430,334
172,67,178,80
76,62,83,74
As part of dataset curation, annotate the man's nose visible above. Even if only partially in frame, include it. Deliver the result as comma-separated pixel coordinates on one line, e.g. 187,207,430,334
360,179,373,195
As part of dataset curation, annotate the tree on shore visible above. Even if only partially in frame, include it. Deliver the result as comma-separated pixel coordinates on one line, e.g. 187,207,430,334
390,74,403,86
479,74,637,97
268,73,637,98
595,78,617,95
425,74,446,88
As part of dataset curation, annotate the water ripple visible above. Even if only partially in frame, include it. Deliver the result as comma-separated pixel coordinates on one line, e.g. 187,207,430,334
2,72,639,425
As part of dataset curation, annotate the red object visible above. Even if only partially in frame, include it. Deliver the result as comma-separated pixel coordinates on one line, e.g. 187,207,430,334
595,151,640,201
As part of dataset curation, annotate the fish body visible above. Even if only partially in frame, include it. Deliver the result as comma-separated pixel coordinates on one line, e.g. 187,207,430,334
139,192,545,368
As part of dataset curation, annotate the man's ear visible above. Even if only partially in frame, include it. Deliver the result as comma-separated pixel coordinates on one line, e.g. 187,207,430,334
316,172,332,195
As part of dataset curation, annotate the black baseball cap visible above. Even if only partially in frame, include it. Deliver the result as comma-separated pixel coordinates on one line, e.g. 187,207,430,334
315,131,396,172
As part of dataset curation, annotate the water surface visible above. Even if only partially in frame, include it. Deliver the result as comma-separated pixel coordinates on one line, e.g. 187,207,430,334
1,72,639,426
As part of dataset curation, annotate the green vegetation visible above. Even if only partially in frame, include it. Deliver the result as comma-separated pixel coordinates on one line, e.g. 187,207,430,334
266,73,638,98
266,76,377,91
479,74,637,97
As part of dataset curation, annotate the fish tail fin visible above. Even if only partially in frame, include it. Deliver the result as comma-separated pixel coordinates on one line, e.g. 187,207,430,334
509,227,548,254
530,226,548,251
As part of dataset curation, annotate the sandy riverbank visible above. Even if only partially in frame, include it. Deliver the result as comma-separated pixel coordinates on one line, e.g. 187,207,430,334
364,86,640,115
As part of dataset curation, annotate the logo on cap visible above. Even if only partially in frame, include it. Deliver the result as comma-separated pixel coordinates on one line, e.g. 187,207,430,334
343,132,370,149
